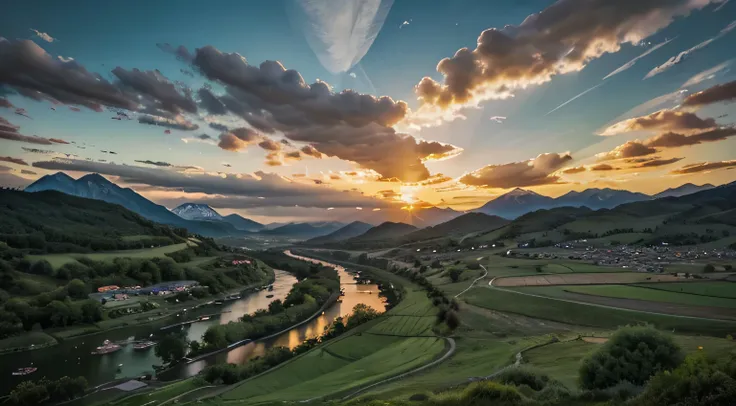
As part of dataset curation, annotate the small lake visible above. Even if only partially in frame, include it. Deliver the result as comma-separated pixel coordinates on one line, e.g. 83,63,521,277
1,253,386,394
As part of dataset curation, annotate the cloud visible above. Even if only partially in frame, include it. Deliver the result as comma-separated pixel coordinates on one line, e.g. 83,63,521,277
682,80,736,107
596,141,657,161
561,166,587,174
156,43,194,62
459,152,572,188
258,138,281,151
300,144,322,158
489,116,506,123
603,38,676,80
414,0,718,115
591,163,618,171
0,116,53,145
30,29,56,43
645,127,736,147
601,110,716,135
0,38,138,112
671,160,736,174
630,157,684,168
138,114,199,131
112,67,197,114
681,60,732,87
197,88,227,115
645,20,736,79
0,156,28,166
208,122,229,132
20,169,37,175
49,138,69,144
217,127,262,151
286,0,394,74
21,147,57,155
31,158,393,209
0,98,13,108
134,160,202,170
189,45,460,181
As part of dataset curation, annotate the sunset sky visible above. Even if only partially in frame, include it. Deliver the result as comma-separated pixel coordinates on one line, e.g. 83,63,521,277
1,0,736,223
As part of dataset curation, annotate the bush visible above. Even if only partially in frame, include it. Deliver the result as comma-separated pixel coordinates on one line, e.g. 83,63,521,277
703,264,716,273
631,353,736,406
494,367,550,391
579,326,684,390
436,381,523,406
29,260,54,276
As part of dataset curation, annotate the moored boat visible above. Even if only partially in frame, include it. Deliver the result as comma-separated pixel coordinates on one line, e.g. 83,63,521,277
92,340,122,355
266,294,274,298
12,367,37,376
133,341,156,350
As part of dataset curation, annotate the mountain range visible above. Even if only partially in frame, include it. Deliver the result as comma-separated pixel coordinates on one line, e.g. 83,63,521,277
474,184,714,219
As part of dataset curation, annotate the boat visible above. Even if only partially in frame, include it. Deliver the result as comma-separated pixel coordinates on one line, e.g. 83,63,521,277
266,294,274,298
214,300,223,305
12,367,37,376
199,316,210,321
133,341,156,350
92,340,122,355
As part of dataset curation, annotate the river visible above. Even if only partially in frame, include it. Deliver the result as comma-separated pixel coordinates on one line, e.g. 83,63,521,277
1,252,386,394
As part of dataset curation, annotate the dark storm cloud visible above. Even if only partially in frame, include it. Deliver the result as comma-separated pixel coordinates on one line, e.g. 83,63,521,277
459,153,572,188
414,0,721,111
682,80,736,107
185,45,461,181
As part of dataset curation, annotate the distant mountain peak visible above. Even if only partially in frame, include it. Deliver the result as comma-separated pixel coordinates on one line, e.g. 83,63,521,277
506,188,538,196
172,203,223,221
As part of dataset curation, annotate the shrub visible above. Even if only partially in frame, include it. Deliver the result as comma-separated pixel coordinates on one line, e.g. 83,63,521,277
29,260,54,276
631,353,736,406
494,367,550,391
579,326,684,390
438,381,524,406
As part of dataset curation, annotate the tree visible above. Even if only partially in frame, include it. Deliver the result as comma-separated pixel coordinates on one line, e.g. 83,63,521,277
29,259,54,276
448,268,464,283
579,326,684,390
268,299,285,314
445,310,460,331
155,334,188,364
632,353,736,406
67,279,89,299
703,264,716,273
9,381,48,406
345,304,379,330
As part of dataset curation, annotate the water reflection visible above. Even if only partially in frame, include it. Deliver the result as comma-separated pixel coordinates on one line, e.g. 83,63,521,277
163,251,386,379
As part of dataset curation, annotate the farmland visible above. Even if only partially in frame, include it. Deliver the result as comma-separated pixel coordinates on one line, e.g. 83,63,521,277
634,281,736,299
562,284,736,308
493,272,694,287
27,242,191,269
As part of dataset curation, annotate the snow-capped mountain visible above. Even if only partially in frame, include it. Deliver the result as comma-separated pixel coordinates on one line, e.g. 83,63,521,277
172,203,223,221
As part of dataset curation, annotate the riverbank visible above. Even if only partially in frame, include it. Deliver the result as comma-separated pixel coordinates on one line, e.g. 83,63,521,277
0,265,276,355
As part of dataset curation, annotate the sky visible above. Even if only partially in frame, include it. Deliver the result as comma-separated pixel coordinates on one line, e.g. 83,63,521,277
1,0,736,224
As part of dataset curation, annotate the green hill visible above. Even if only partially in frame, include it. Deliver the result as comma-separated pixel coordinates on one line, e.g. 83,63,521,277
400,212,509,243
349,222,418,243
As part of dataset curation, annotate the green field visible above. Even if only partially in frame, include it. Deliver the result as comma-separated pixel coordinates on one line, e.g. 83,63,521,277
523,335,736,390
562,284,736,308
635,281,736,299
110,379,201,406
27,243,190,269
463,287,736,336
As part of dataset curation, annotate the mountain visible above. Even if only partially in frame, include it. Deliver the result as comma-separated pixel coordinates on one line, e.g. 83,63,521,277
350,206,461,228
305,221,374,245
260,221,346,239
349,222,418,242
223,213,264,232
654,183,715,199
555,188,649,210
401,212,509,243
25,172,245,237
172,203,223,221
475,188,555,219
